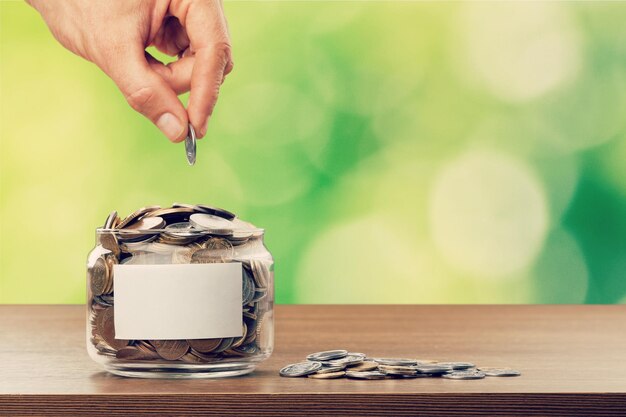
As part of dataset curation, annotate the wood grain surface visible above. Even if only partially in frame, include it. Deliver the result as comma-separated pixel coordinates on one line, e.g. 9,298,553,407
1,305,625,416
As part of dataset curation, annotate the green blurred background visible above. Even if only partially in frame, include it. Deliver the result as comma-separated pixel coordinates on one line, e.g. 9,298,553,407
1,1,625,304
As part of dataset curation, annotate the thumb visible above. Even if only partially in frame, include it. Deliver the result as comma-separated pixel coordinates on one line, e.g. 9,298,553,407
104,51,189,143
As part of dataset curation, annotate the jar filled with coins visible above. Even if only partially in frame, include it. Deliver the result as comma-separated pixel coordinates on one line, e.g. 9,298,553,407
86,203,274,378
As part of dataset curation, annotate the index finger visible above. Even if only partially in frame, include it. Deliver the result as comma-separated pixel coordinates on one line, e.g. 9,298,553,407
170,0,233,138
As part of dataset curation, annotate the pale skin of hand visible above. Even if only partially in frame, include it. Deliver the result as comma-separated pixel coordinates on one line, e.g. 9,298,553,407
27,0,234,142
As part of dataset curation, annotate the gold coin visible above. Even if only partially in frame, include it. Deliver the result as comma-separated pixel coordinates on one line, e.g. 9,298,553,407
230,322,248,349
103,211,118,229
180,352,205,363
89,257,109,296
151,339,190,361
187,338,223,353
211,337,234,353
189,349,219,362
308,371,346,379
97,307,129,351
99,232,120,258
144,207,195,223
115,346,158,361
103,255,117,294
349,361,379,372
117,205,161,229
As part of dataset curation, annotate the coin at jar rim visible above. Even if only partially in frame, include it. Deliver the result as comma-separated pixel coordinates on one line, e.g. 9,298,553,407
187,338,223,353
279,361,323,377
189,213,234,235
99,232,120,258
103,211,118,229
372,358,418,366
89,256,109,296
144,207,195,224
97,307,129,351
231,218,263,237
119,216,166,242
348,361,379,372
442,370,486,380
193,204,236,221
436,362,475,370
478,368,522,377
185,123,196,166
164,222,202,237
151,339,190,361
307,350,349,362
345,370,388,380
308,371,346,379
172,202,195,209
117,205,161,229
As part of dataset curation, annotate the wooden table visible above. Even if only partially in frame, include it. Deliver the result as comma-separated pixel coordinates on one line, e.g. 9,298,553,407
1,305,625,416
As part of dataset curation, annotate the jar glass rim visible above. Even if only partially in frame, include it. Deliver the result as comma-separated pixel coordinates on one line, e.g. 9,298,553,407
96,227,265,234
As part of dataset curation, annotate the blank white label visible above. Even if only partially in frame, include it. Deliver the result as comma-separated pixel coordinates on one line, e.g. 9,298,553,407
113,263,243,340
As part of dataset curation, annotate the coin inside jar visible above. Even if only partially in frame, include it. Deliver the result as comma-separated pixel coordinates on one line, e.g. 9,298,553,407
88,203,275,376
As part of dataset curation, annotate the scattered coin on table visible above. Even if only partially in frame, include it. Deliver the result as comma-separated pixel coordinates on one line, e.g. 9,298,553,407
279,351,521,381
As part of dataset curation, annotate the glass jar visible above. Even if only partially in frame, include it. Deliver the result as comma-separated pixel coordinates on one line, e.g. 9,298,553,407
86,204,274,378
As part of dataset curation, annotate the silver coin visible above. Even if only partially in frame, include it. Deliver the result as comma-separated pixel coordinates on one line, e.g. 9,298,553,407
118,216,166,243
415,365,452,375
185,123,196,166
345,371,388,380
326,353,366,367
479,368,521,377
279,361,323,377
164,222,202,238
315,365,346,374
189,213,234,235
378,365,418,376
442,370,486,380
307,350,348,362
193,204,236,221
242,268,256,305
373,358,418,366
436,362,475,370
103,211,118,229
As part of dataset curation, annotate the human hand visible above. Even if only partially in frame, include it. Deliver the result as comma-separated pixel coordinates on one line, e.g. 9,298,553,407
27,0,233,142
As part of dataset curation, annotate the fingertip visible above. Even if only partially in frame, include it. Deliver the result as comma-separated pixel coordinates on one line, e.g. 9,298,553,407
156,112,187,143
199,117,209,138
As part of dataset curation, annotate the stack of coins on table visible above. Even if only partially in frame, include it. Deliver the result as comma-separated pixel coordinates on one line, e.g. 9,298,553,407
280,350,521,380
87,203,273,364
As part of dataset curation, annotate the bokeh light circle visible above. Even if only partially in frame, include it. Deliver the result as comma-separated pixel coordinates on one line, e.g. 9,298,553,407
459,2,581,102
429,150,549,279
